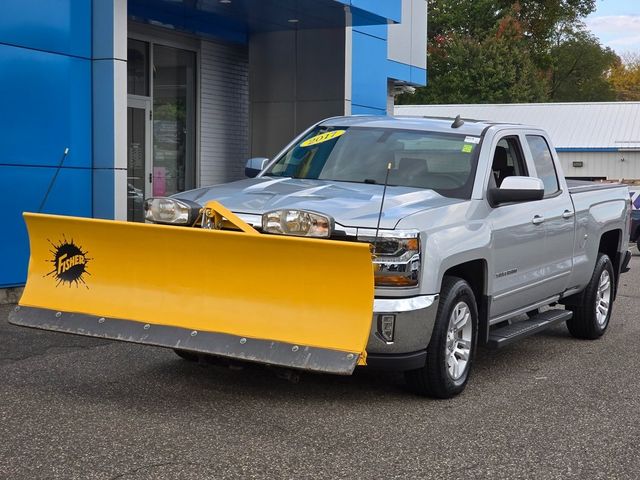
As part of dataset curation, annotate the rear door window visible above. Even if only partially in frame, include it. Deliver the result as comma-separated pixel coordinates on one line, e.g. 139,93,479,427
526,135,560,196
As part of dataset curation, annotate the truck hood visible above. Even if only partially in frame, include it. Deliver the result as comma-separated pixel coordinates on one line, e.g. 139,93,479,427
174,177,463,229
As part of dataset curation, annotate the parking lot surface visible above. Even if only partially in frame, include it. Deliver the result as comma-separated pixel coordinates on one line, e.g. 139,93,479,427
1,254,639,479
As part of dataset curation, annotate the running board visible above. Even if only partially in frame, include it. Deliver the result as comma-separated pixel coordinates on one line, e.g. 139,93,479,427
487,309,573,349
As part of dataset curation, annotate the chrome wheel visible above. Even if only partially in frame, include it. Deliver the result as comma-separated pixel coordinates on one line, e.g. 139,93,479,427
595,270,611,327
446,301,472,380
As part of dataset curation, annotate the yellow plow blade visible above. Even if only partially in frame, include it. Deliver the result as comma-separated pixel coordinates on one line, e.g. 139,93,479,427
9,212,374,374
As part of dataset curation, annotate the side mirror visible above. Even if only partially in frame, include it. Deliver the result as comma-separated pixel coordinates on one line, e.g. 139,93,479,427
488,176,544,207
245,157,269,178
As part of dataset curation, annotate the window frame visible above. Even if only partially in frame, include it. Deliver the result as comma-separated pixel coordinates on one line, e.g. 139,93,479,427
525,134,561,198
495,135,529,176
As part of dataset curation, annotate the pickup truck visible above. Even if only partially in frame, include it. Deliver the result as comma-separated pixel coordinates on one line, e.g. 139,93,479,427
147,115,633,398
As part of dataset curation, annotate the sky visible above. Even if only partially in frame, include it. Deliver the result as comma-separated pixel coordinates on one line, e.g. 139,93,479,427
585,0,640,58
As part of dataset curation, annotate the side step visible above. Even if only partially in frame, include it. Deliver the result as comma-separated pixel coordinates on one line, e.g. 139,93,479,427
487,309,573,349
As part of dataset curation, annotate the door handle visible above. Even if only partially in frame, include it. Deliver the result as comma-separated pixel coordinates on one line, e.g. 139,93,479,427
562,209,574,219
532,215,545,225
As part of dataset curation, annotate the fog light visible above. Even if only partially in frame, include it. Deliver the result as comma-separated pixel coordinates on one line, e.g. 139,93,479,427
377,314,396,343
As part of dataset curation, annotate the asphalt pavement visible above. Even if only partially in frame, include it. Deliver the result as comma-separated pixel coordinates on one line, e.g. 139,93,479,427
1,253,640,479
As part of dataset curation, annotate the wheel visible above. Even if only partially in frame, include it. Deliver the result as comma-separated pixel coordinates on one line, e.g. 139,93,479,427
173,349,199,362
566,253,614,339
405,276,478,398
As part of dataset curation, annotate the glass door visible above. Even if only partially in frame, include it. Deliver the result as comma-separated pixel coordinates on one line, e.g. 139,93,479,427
127,36,197,218
152,44,196,196
127,97,152,222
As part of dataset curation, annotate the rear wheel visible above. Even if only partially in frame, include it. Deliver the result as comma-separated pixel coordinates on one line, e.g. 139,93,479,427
173,349,199,362
566,253,614,339
405,276,478,398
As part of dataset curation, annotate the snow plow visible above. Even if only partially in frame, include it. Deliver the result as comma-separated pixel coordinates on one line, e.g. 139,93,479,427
9,202,375,375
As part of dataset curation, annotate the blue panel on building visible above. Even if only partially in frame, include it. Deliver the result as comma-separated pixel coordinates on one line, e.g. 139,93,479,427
0,44,92,169
387,60,412,83
411,66,427,85
336,0,402,22
0,0,91,58
2,166,92,287
129,0,249,45
351,29,388,112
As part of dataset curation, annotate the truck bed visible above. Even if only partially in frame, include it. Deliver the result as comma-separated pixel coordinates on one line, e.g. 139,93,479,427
567,179,628,194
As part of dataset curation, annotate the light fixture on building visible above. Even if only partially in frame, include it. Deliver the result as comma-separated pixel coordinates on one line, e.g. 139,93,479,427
219,0,231,4
572,161,584,168
393,82,416,96
288,18,299,23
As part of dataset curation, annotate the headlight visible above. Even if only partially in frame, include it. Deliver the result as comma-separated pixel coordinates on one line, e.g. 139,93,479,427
358,233,421,287
144,197,201,225
262,210,333,238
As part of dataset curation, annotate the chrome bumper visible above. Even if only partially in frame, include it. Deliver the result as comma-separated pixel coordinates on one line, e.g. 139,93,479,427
366,295,439,355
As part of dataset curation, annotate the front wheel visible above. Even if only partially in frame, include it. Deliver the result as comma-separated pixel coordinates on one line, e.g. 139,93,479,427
405,276,478,398
566,253,614,339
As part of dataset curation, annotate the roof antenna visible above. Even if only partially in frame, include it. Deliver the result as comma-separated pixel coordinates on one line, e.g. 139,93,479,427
373,162,392,254
451,115,464,129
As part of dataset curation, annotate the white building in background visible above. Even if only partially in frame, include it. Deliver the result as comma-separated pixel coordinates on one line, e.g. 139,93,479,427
395,102,640,181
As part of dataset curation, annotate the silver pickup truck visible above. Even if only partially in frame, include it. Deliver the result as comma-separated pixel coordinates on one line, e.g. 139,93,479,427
148,116,632,398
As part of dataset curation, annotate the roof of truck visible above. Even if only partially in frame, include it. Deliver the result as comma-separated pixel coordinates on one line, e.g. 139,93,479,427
320,115,525,137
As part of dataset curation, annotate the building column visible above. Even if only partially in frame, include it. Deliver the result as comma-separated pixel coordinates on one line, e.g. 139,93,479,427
249,28,347,159
92,0,127,219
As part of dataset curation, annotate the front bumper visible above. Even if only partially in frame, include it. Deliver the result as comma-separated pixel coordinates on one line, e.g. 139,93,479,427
364,295,439,370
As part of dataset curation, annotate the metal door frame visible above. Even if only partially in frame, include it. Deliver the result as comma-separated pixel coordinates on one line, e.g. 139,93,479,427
127,95,153,208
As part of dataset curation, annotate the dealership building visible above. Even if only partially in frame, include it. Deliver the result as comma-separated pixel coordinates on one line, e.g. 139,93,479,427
1,0,427,288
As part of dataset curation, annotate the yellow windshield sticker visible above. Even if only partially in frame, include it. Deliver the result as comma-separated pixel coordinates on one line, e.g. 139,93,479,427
300,130,346,147
462,144,473,153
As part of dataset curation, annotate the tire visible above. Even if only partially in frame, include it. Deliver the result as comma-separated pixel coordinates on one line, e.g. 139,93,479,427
566,253,614,340
173,349,199,362
405,276,478,398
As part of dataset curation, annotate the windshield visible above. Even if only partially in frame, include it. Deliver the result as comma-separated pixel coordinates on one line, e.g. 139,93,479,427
264,126,481,199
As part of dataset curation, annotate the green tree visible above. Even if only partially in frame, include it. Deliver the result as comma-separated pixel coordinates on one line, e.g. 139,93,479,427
608,53,640,101
428,0,508,39
549,30,618,101
427,0,596,65
401,0,615,105
398,33,547,104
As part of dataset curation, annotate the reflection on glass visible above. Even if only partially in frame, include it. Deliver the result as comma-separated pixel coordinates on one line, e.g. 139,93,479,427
127,39,149,96
127,107,146,222
153,45,196,197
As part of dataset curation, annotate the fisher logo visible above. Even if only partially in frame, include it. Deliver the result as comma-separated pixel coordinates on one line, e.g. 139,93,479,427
46,237,91,287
